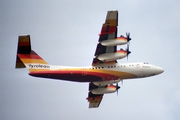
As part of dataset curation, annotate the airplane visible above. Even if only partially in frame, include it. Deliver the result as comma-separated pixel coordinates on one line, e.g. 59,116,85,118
15,10,164,108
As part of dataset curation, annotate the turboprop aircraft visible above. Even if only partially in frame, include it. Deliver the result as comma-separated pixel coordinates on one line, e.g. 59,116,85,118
15,10,164,108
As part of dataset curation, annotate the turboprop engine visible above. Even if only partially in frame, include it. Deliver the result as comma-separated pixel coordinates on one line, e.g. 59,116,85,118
91,84,120,95
93,79,121,86
96,47,131,62
100,33,131,46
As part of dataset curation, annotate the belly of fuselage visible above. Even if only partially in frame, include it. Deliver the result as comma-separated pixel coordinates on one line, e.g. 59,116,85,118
28,67,138,82
29,71,102,82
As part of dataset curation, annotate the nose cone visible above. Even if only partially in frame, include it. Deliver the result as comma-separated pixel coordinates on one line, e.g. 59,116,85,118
156,67,164,75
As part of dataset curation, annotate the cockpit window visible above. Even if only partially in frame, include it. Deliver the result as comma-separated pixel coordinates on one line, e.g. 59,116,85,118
143,62,149,64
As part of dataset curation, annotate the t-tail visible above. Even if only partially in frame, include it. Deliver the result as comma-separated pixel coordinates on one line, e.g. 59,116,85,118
15,35,50,72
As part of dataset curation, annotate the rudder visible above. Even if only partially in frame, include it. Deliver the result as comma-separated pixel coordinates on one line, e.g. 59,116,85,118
16,35,31,68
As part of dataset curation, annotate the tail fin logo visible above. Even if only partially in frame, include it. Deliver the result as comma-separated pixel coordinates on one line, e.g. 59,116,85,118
28,64,50,69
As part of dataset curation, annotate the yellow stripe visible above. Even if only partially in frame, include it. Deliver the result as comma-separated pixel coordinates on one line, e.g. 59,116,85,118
20,58,48,64
88,98,101,103
19,35,30,42
89,69,137,79
105,19,117,26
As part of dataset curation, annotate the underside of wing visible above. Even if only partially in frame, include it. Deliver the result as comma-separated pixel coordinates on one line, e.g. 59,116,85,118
87,10,131,108
86,82,104,108
87,92,103,108
92,11,118,65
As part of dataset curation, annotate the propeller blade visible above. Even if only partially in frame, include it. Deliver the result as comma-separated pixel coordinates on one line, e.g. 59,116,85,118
126,44,131,60
116,83,120,96
126,32,131,42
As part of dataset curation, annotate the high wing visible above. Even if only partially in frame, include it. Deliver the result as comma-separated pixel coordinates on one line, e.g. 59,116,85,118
87,11,118,108
92,10,118,65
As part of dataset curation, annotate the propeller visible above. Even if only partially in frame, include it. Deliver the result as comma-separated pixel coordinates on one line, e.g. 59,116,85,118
116,83,120,96
126,32,132,42
126,44,131,60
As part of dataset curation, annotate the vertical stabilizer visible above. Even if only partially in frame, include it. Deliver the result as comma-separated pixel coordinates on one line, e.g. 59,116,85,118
15,35,49,72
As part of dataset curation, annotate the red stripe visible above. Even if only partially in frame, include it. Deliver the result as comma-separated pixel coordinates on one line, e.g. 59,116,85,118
118,36,127,39
18,42,30,46
18,54,43,59
29,70,119,81
86,96,103,101
117,50,126,53
101,26,116,33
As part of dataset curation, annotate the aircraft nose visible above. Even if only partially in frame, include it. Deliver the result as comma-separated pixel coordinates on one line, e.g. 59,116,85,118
156,67,164,74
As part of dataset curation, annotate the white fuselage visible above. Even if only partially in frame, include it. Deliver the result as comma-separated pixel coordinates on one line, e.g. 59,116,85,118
90,62,164,78
47,62,164,80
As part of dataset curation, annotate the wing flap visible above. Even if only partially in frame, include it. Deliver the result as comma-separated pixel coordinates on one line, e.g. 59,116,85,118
87,92,103,108
87,82,104,108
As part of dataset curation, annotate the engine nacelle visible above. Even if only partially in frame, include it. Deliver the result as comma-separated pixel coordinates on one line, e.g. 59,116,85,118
96,49,127,62
93,79,121,86
100,35,128,46
91,85,119,94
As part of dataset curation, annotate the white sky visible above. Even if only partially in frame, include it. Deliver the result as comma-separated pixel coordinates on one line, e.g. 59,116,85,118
0,0,180,119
